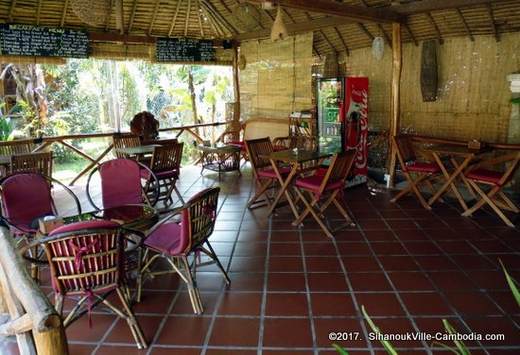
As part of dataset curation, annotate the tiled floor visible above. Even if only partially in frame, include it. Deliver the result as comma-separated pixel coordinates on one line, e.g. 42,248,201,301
2,166,520,354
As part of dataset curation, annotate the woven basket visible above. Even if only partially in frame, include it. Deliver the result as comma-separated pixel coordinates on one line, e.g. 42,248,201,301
71,0,111,27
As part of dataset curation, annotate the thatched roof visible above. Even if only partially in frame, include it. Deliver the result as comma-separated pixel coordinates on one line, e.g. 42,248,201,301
0,0,519,56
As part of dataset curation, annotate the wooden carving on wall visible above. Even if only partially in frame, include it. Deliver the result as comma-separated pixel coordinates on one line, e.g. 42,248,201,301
420,40,439,102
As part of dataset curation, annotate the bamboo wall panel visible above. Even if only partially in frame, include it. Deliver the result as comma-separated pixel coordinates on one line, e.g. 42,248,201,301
240,32,313,121
342,32,520,143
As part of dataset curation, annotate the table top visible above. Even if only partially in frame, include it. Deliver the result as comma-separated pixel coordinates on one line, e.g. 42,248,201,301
115,145,161,155
262,149,331,163
197,144,241,153
0,155,10,165
425,144,490,156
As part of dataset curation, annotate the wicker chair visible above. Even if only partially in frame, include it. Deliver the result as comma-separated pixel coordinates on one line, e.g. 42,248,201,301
244,137,290,209
144,143,184,206
10,151,53,176
41,220,147,349
86,158,159,210
292,150,357,238
137,187,229,313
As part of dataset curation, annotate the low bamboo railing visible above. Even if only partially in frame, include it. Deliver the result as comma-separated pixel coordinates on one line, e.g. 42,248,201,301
0,121,231,185
0,227,68,355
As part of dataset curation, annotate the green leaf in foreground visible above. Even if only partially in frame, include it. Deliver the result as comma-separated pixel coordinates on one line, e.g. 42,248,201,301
500,259,520,308
442,319,470,355
361,305,398,355
332,343,349,355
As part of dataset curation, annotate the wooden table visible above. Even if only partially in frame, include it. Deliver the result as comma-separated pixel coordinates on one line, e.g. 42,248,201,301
262,149,331,218
115,145,161,157
425,145,490,210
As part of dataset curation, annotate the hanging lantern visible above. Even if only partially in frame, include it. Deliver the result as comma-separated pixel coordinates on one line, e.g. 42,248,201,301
271,5,288,41
372,36,385,60
71,0,111,27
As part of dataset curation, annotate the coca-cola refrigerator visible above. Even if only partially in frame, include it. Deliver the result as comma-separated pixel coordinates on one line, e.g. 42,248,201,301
316,76,368,186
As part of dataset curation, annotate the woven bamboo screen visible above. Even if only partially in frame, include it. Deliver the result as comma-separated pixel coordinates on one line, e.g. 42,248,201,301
240,32,313,121
342,32,520,143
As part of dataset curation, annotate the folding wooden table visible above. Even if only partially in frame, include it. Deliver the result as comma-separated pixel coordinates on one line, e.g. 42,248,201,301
261,149,331,219
425,145,489,210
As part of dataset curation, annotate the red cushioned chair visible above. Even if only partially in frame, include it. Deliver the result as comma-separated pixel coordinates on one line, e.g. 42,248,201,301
143,143,185,207
86,158,159,210
244,137,291,209
220,129,248,162
137,187,229,314
390,135,443,209
38,220,147,348
462,149,520,227
292,150,357,238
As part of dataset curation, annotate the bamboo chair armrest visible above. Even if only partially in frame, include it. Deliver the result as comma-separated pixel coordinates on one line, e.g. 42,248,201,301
144,207,184,236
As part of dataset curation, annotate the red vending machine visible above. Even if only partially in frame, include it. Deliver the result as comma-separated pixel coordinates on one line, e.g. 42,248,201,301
316,76,369,186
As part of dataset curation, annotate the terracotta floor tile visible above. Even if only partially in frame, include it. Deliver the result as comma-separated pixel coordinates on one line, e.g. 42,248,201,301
310,293,356,316
206,350,257,355
399,292,452,316
378,255,419,271
155,316,211,345
307,273,348,292
388,272,435,291
348,272,393,291
354,293,405,316
209,317,259,346
218,292,262,315
229,256,266,272
268,273,306,291
269,256,303,272
427,271,477,291
105,315,162,344
336,242,371,255
263,318,313,347
170,291,220,315
227,272,265,291
303,242,338,256
266,292,308,316
444,291,502,315
305,256,342,272
66,314,116,342
342,256,382,272
313,318,368,348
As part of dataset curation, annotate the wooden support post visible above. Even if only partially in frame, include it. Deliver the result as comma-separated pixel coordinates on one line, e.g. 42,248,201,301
232,45,241,123
387,22,402,187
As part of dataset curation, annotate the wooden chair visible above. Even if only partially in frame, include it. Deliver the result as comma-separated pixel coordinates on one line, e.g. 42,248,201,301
10,151,53,176
145,143,185,206
137,187,229,313
292,150,357,238
112,133,142,159
462,149,520,227
40,220,147,349
0,139,34,156
244,137,290,209
390,135,442,210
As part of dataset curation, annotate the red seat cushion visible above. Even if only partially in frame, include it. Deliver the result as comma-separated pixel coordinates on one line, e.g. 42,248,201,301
50,220,120,236
465,168,503,185
257,167,291,179
295,174,344,193
405,162,440,173
140,167,179,180
273,145,287,152
144,222,187,255
228,141,245,151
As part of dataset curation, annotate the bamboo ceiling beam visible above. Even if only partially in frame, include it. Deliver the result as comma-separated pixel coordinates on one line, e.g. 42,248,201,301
403,23,418,46
60,0,69,27
304,12,333,56
455,8,474,41
197,0,205,37
128,0,139,33
36,0,42,25
334,27,349,56
425,12,443,44
168,0,183,37
115,0,124,35
378,24,392,49
486,3,499,42
393,0,495,15
185,0,191,36
104,1,112,32
235,16,349,40
246,0,404,24
202,6,222,37
148,0,160,35
201,0,239,34
320,30,337,54
206,5,228,37
357,23,374,41
8,0,16,22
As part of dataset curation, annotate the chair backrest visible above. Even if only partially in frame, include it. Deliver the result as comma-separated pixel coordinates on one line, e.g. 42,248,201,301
245,137,274,171
45,220,123,295
0,140,34,156
500,150,520,185
113,133,141,158
317,150,357,193
180,187,220,253
0,173,54,230
393,135,417,165
99,158,144,209
149,143,183,174
10,151,53,176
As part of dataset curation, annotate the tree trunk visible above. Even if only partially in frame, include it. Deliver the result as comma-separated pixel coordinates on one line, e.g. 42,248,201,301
187,66,200,136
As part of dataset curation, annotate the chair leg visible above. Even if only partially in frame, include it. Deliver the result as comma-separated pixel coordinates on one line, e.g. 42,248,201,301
173,184,185,205
464,182,515,227
333,194,355,225
114,288,147,349
204,241,231,286
54,294,64,316
294,188,333,238
497,191,520,213
180,256,203,314
247,179,272,208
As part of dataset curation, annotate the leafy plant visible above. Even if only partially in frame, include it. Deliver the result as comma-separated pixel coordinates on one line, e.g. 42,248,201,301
362,305,398,355
500,259,520,307
332,343,349,355
432,320,471,355
511,97,520,105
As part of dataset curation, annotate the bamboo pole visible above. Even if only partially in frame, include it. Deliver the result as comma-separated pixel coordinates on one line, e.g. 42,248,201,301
387,22,402,187
232,45,241,123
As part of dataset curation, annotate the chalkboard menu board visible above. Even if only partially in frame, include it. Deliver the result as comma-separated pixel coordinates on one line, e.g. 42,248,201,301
0,24,89,58
156,38,216,63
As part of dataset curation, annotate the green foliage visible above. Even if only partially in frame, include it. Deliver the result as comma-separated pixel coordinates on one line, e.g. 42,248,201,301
511,97,520,105
361,306,398,355
500,259,520,308
332,343,349,355
0,103,14,141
